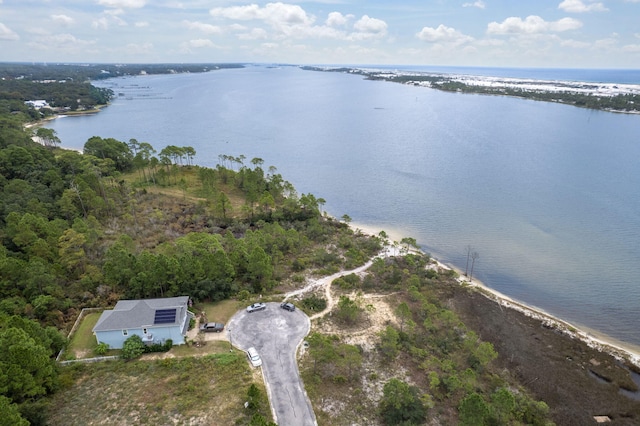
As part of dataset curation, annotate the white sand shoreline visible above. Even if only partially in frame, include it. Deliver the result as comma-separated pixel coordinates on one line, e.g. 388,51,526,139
350,220,640,369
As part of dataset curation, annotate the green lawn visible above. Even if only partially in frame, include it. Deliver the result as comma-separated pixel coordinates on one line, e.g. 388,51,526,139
65,311,103,359
196,299,244,324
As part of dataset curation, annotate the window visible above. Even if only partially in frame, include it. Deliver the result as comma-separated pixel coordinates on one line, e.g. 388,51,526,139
122,329,128,336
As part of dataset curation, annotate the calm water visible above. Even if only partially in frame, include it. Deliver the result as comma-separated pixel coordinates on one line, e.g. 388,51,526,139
45,65,640,351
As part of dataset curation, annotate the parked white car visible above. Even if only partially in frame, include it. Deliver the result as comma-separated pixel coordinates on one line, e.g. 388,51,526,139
246,347,262,367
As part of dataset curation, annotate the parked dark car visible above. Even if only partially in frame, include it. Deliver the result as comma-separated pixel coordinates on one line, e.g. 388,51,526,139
246,302,267,313
280,302,295,312
200,322,224,332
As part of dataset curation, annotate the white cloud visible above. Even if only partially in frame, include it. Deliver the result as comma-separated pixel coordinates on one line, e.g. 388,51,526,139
188,39,214,48
97,0,145,8
622,44,640,53
211,4,387,42
183,20,222,35
462,1,486,9
592,34,618,50
105,9,127,26
416,24,473,45
123,42,153,55
353,15,387,35
52,14,75,26
487,16,582,35
0,23,19,41
326,12,352,27
560,38,590,48
29,33,96,52
210,4,260,20
238,28,269,40
210,3,314,26
92,17,109,30
135,21,149,28
558,0,608,13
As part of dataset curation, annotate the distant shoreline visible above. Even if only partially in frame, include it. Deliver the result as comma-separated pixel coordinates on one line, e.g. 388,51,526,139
303,65,640,115
351,220,640,368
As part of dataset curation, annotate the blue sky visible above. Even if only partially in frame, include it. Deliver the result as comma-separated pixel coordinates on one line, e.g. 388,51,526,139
1,0,639,68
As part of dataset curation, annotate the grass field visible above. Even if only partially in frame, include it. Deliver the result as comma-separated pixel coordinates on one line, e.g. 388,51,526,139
197,299,243,324
65,311,104,359
49,353,270,425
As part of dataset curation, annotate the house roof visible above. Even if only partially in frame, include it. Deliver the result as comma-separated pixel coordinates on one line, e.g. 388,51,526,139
93,296,190,332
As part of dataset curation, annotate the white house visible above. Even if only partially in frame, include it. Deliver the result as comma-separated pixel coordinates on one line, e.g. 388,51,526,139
25,100,50,109
92,296,194,349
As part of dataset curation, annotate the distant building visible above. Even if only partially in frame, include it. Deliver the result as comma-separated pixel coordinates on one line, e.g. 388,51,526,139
92,296,194,349
25,100,50,109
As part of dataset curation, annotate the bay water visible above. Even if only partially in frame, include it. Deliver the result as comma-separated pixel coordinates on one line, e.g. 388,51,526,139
45,65,640,352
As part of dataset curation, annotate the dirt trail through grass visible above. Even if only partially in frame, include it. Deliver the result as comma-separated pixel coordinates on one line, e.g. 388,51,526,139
284,248,392,321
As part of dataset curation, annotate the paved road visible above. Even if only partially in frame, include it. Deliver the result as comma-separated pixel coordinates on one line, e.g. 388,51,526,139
227,302,316,426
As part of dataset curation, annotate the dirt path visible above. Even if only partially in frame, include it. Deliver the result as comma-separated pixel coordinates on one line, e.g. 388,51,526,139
284,248,392,321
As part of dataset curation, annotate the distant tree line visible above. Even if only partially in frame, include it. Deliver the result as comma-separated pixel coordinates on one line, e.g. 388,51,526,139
0,79,113,111
304,66,640,114
0,62,244,82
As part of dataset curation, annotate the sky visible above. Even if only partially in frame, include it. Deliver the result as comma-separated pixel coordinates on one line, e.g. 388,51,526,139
1,0,639,68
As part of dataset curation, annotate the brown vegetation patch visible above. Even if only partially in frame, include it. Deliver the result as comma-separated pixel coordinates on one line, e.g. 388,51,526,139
449,287,640,425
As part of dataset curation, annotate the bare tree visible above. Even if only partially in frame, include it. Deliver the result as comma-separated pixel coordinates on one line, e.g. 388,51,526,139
469,251,479,282
465,245,472,276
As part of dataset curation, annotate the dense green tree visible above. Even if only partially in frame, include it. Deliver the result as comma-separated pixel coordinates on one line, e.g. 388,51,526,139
35,128,60,148
57,228,87,276
459,392,490,426
246,245,273,292
379,378,427,425
0,327,58,403
0,396,29,426
307,332,338,376
491,387,516,423
83,136,133,172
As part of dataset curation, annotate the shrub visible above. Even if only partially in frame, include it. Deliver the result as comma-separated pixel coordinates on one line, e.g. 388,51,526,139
94,342,109,356
332,375,347,384
121,335,145,360
301,294,326,312
334,273,361,290
236,290,251,301
335,295,362,325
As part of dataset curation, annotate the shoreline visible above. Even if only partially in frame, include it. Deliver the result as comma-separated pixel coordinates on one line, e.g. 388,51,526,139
350,220,640,369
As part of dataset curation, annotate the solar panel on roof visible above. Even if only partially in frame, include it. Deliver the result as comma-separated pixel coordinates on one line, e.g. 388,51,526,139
154,308,177,324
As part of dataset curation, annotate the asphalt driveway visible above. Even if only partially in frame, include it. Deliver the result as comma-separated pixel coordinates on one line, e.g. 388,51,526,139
227,302,316,426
